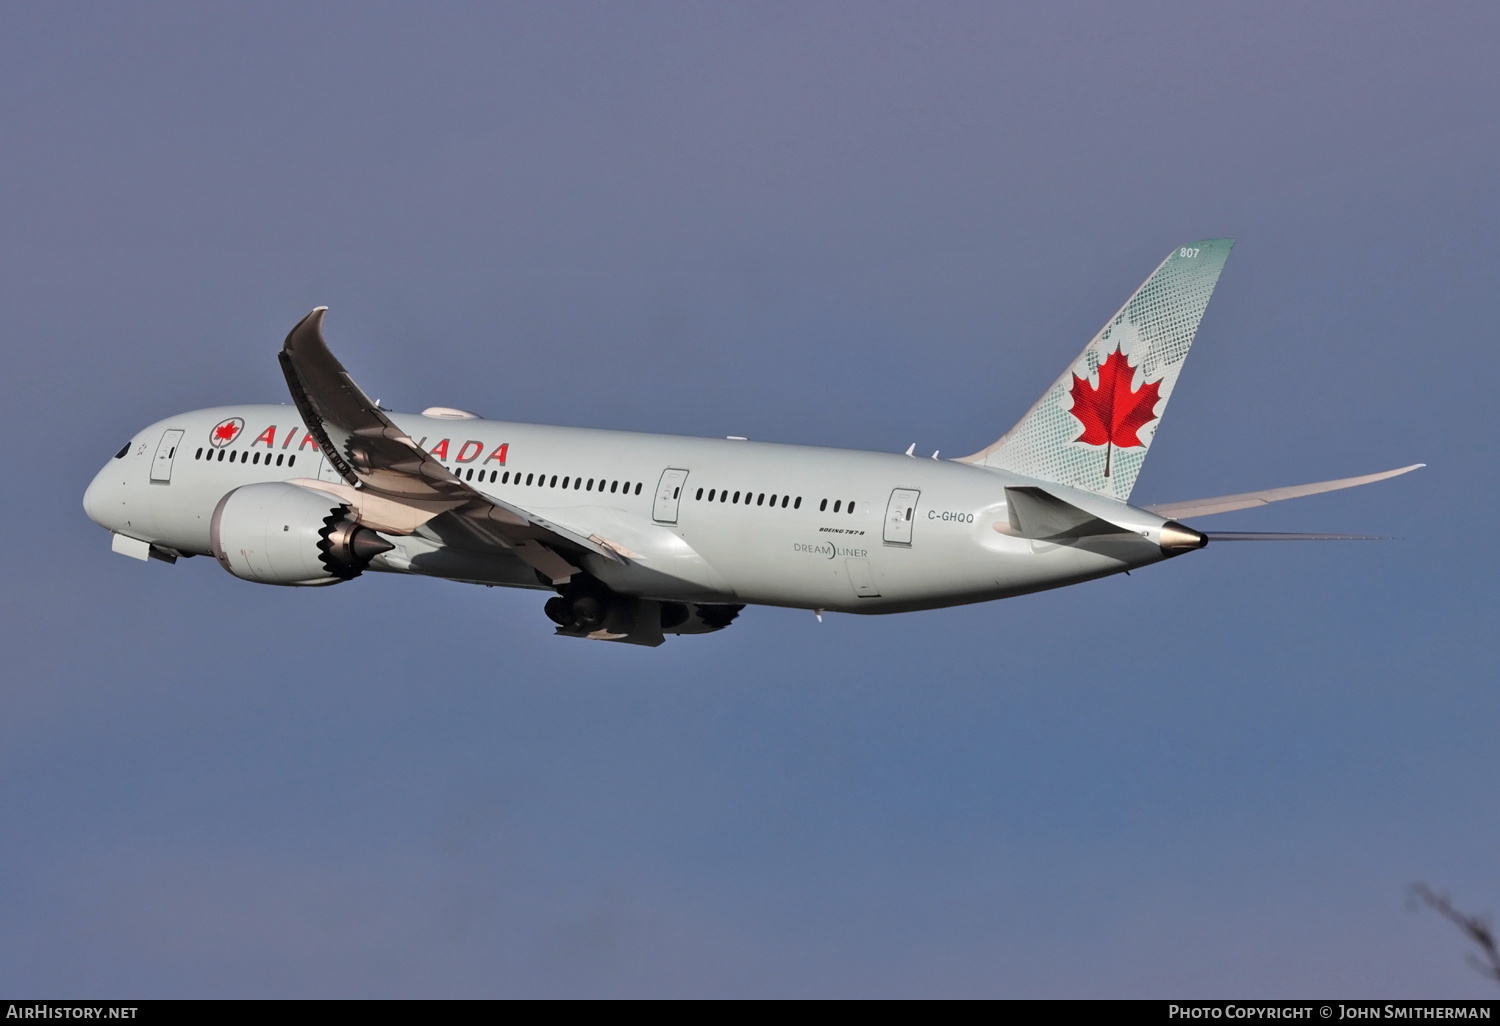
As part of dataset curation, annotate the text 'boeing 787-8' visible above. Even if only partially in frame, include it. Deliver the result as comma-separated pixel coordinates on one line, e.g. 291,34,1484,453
84,240,1421,645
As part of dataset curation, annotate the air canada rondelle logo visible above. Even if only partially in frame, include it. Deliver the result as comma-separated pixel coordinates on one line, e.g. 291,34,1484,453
208,417,244,448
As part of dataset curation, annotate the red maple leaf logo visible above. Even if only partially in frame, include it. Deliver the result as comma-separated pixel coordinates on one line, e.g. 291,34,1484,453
214,422,238,440
1068,347,1161,476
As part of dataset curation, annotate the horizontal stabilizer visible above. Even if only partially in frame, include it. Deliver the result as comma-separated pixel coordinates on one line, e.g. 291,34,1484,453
1145,464,1424,519
1005,486,1127,540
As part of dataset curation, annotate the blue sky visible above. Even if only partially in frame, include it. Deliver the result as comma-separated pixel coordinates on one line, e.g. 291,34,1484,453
1,2,1496,997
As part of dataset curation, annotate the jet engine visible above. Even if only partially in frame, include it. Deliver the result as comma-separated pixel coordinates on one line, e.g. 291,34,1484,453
210,482,392,586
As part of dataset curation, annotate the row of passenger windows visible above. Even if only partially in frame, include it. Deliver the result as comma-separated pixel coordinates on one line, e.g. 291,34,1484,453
191,447,645,497
195,447,297,467
461,467,644,495
696,487,801,509
190,447,854,514
691,488,857,514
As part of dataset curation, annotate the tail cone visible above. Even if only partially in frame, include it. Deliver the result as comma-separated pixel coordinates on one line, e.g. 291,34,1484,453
1159,521,1208,554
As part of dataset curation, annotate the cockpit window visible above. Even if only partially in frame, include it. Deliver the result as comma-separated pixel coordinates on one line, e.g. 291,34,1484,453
114,443,131,459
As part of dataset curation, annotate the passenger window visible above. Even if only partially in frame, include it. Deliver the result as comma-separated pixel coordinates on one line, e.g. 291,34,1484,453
833,500,841,513
195,448,203,460
757,493,764,506
610,481,618,493
848,501,856,514
288,455,296,467
781,495,789,508
550,475,558,487
525,473,533,485
252,452,260,464
769,494,777,506
276,454,284,466
794,497,801,509
562,476,569,489
733,491,740,503
588,478,595,490
634,482,642,495
820,499,827,511
696,488,703,500
502,471,510,483
707,488,715,501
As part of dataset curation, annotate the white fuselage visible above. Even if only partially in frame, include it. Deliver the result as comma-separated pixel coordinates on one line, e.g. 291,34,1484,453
85,405,1182,614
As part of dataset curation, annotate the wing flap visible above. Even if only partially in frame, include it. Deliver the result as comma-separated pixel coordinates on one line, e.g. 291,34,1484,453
1145,464,1424,519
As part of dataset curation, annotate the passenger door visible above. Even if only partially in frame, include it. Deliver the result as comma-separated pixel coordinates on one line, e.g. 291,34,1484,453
150,429,184,483
653,468,690,523
883,488,920,545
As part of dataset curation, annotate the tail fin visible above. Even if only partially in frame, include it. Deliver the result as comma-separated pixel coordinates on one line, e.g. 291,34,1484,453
959,239,1234,500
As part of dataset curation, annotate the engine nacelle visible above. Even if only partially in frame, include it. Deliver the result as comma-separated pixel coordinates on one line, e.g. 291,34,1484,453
210,482,392,586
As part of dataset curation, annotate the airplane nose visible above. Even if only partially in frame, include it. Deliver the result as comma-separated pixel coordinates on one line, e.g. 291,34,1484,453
83,463,119,529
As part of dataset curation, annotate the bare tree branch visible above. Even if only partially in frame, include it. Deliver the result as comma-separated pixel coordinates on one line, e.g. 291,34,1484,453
1411,883,1500,985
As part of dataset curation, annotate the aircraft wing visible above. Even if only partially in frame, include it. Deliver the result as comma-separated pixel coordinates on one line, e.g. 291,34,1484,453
279,307,621,583
1143,464,1424,520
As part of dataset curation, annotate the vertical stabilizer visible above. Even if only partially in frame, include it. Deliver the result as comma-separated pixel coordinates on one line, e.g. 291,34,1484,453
959,239,1233,500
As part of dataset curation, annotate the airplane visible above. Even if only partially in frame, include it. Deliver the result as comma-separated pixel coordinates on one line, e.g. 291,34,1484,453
83,239,1421,646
